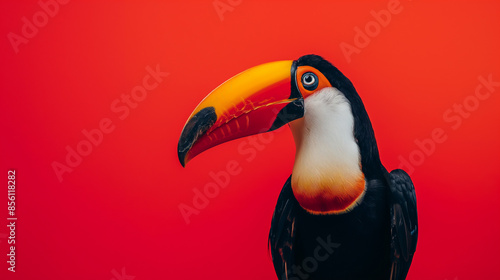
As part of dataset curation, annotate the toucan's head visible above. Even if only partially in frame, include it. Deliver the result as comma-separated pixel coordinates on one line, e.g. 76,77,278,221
178,54,382,214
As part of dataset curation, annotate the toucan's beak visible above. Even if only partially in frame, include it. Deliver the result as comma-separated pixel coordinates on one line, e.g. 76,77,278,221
178,60,304,166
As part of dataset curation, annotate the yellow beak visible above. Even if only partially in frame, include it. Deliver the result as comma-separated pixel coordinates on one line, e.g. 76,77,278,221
178,60,304,166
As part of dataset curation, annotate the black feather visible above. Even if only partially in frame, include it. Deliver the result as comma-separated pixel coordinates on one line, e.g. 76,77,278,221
385,169,418,280
268,55,418,279
269,176,297,280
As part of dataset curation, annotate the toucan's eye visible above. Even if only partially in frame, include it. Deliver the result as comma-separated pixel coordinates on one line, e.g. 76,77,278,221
301,72,318,91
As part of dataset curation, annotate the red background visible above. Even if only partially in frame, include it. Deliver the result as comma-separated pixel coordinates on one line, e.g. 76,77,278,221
1,1,499,279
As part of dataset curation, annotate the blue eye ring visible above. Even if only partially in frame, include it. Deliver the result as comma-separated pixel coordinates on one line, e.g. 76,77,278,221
301,72,319,91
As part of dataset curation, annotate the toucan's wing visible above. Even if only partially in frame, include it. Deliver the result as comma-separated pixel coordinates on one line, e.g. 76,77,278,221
386,169,418,280
268,176,298,280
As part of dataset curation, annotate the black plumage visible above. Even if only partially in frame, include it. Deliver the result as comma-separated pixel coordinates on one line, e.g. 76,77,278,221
176,53,418,280
269,169,417,280
268,55,418,280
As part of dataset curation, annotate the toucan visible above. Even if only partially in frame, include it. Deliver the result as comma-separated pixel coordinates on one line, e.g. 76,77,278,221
177,55,418,280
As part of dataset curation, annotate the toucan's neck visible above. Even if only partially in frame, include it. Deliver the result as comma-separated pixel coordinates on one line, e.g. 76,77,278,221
289,87,366,214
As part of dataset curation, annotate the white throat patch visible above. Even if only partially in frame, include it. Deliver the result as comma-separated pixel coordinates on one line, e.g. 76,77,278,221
289,87,366,214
